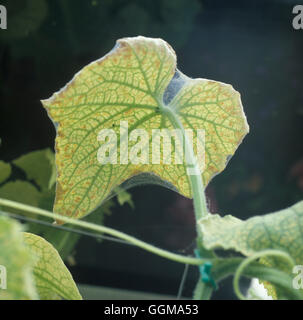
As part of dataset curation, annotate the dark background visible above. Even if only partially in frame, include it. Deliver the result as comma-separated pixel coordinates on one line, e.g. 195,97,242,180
0,0,302,299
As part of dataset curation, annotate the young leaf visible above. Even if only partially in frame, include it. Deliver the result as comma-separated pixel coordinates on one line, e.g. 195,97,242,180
42,36,249,220
23,232,82,300
0,215,38,300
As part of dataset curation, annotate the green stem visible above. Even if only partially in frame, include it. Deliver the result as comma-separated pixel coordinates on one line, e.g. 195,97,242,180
0,198,206,266
162,104,208,222
162,103,215,300
193,281,213,300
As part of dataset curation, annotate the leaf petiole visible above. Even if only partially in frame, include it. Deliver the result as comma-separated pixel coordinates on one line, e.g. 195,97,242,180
0,198,207,266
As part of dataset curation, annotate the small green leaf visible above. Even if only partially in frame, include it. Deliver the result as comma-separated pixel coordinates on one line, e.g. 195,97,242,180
116,188,134,209
0,215,38,300
0,181,41,217
13,149,56,191
23,232,82,300
0,161,11,184
42,36,248,220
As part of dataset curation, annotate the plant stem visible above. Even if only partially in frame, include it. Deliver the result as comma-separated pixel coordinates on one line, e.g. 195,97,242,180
212,256,303,300
162,104,214,251
162,103,215,300
233,249,296,300
161,104,208,223
0,198,207,266
193,281,213,300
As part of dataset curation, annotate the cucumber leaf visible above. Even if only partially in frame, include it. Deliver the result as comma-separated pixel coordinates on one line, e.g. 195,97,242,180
199,201,303,264
0,215,38,300
23,232,82,300
0,214,82,300
42,36,249,220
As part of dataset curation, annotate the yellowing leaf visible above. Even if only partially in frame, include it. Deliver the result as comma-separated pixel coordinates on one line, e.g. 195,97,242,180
23,232,82,300
42,36,248,220
0,215,38,300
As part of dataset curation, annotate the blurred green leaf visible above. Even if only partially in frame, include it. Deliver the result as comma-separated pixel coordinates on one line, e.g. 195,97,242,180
0,181,41,217
0,215,38,300
0,149,128,263
13,149,56,191
0,161,11,184
116,188,134,209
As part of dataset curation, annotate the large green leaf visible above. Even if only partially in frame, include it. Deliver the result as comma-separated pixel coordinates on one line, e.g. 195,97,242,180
0,215,38,300
23,232,82,300
42,36,249,220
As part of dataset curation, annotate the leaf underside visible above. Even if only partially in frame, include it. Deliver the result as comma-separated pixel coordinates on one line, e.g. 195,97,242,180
42,36,249,220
